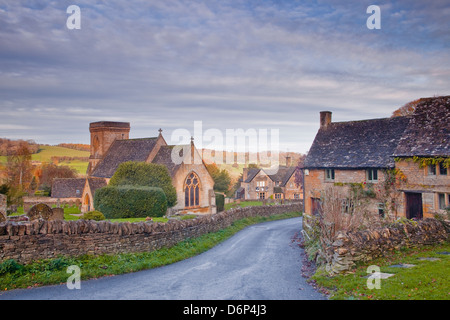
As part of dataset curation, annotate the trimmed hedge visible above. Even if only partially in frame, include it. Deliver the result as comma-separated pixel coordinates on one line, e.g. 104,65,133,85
109,161,177,208
94,185,168,219
82,210,106,221
215,193,225,212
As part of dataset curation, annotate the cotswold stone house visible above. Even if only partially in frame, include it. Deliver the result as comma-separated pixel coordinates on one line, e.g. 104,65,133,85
304,96,449,219
52,121,216,215
236,156,302,201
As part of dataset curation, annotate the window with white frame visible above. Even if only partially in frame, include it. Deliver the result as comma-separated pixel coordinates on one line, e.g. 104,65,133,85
367,169,378,182
438,193,446,210
428,164,437,175
325,169,335,181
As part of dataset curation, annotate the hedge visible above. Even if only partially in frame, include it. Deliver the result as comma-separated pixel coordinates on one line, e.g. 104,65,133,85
108,161,177,207
94,185,168,219
82,210,106,221
215,193,225,212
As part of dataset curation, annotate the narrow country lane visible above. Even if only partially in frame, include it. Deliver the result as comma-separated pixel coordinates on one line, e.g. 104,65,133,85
0,217,326,300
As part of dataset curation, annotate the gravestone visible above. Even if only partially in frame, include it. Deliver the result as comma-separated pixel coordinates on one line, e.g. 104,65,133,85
27,203,53,221
50,207,65,220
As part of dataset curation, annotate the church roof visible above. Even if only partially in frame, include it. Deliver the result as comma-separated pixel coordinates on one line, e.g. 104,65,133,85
52,178,86,199
91,138,158,178
87,177,107,194
151,145,183,177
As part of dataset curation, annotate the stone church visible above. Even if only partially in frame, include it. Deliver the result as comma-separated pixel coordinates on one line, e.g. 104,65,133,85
52,121,216,215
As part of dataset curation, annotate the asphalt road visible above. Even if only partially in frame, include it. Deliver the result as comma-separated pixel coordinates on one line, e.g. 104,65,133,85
0,217,326,300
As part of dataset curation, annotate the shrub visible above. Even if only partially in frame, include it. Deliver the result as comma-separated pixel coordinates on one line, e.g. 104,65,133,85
82,210,105,221
215,193,225,212
45,257,71,271
0,259,23,275
94,185,167,219
109,161,177,207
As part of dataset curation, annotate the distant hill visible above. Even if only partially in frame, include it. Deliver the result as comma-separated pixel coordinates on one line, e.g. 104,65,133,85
200,149,304,181
1,139,303,179
201,149,304,166
32,145,90,174
56,143,90,152
0,138,39,156
0,144,90,175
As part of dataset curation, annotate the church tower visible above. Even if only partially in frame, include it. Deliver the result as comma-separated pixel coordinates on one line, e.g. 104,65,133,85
88,121,130,174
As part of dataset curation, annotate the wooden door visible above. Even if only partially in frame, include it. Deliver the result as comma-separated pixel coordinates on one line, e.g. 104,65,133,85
406,192,423,220
311,198,322,216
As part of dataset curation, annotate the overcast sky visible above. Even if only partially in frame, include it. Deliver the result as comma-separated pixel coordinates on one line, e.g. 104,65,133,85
0,0,449,153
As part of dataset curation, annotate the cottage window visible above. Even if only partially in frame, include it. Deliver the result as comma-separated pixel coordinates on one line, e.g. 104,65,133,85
325,169,335,181
439,163,448,175
341,199,355,214
259,192,265,200
378,203,385,218
438,193,446,210
428,164,437,175
275,193,282,199
367,169,378,182
185,172,200,208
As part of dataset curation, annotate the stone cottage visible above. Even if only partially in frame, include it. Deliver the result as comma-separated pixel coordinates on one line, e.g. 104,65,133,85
52,121,216,215
303,95,449,219
236,155,302,201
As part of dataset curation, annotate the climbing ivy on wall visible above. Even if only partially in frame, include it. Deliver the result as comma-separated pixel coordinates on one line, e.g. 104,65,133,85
395,156,450,168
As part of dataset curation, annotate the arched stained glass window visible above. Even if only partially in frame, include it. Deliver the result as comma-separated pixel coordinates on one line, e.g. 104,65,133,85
185,172,200,208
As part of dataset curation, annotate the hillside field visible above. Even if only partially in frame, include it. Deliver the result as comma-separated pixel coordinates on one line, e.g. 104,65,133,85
0,145,90,175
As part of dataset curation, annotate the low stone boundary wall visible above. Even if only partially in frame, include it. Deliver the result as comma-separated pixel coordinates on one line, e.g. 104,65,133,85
0,203,301,264
324,218,448,275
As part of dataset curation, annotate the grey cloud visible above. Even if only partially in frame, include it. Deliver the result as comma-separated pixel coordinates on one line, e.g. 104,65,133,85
0,0,449,153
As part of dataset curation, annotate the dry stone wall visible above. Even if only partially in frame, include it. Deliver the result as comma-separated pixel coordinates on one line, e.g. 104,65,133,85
0,203,301,264
324,218,448,275
0,194,6,222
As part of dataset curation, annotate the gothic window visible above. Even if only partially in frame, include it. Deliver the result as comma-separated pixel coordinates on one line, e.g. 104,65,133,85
185,172,200,208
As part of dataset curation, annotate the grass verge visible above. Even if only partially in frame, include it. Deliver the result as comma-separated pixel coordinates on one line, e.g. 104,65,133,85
0,211,301,291
310,241,450,300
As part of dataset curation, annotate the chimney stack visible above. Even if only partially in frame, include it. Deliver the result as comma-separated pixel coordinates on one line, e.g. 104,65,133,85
320,111,332,129
286,154,292,167
243,167,249,182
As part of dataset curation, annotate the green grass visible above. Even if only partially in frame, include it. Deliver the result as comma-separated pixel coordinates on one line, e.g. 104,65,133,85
31,145,89,163
9,206,194,223
0,211,301,291
224,200,275,211
311,241,450,300
0,145,89,174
